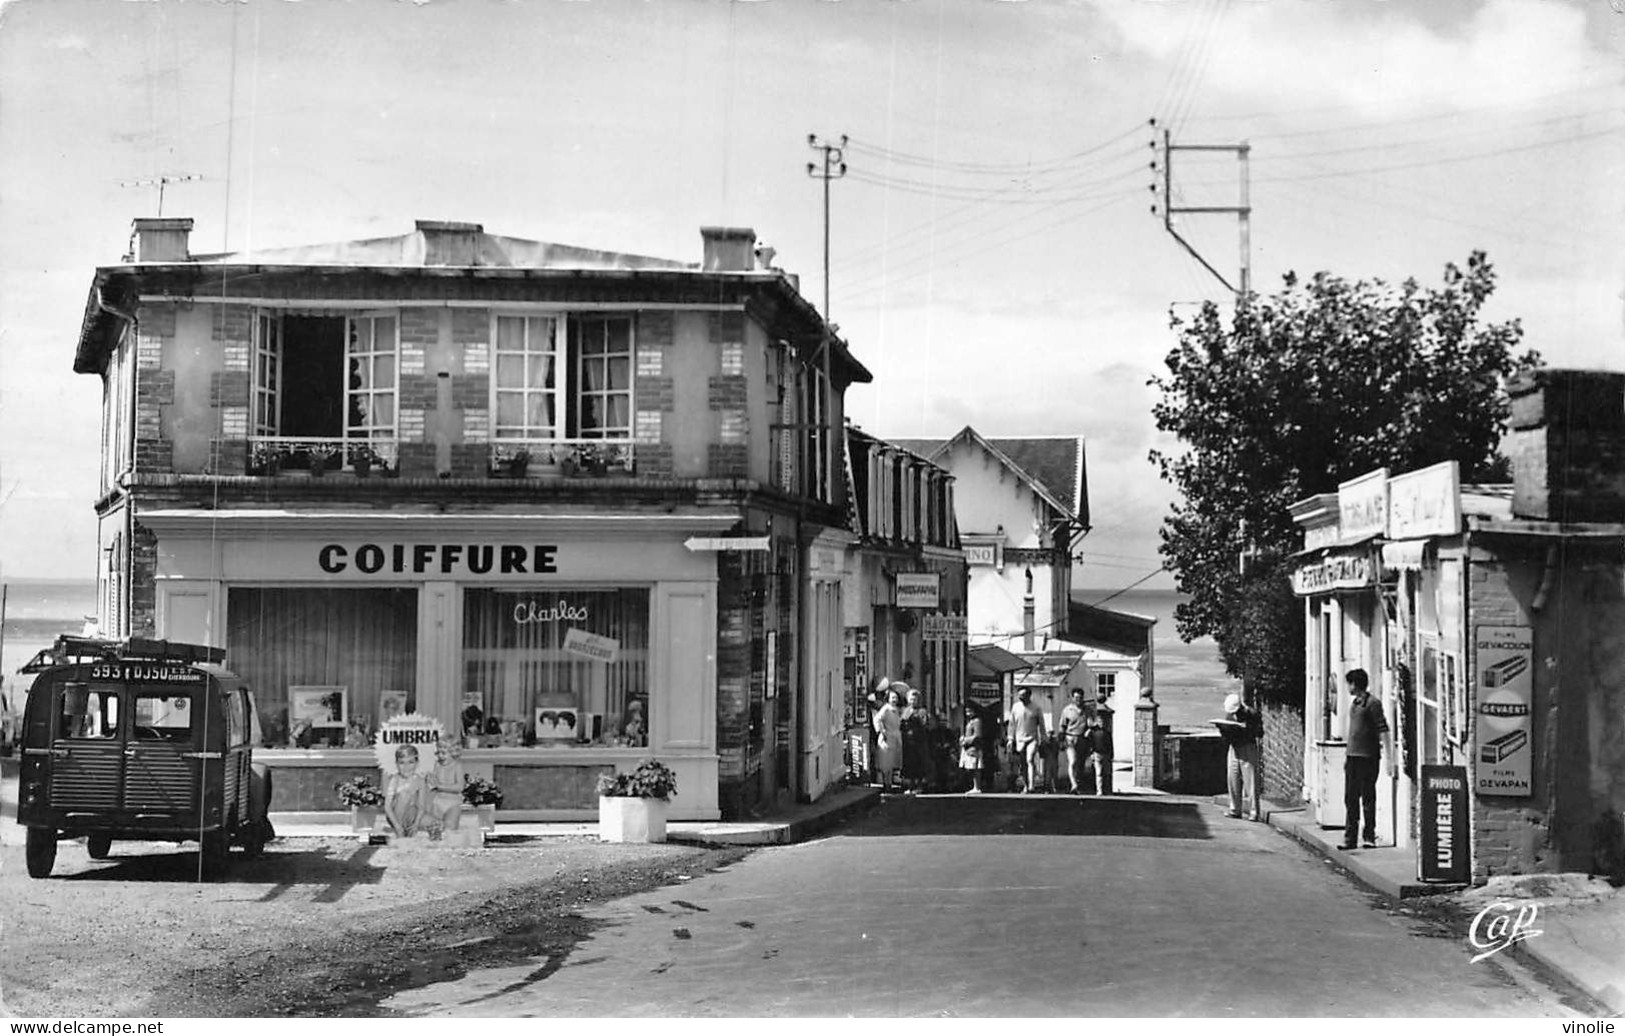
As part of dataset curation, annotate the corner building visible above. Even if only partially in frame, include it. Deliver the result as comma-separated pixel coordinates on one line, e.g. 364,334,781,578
74,217,873,820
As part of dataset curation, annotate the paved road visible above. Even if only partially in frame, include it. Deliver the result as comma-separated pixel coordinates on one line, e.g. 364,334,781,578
384,794,1583,1017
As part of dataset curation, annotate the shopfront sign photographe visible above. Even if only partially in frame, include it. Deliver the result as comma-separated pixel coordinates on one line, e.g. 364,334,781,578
1474,625,1534,797
1290,551,1374,596
1420,764,1472,884
894,573,941,608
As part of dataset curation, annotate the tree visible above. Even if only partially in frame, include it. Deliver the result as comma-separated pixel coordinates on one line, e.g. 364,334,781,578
1150,251,1541,705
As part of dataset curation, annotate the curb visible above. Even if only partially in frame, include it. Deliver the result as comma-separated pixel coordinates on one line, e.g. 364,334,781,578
1508,934,1625,1016
1265,807,1464,900
666,786,881,847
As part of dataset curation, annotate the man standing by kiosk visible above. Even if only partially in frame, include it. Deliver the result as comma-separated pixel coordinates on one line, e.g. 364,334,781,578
1341,669,1390,850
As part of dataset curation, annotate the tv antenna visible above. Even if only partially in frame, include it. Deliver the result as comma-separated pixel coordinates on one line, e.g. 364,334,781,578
117,174,201,217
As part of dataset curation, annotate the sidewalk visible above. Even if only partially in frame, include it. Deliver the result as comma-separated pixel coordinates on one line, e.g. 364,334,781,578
1252,795,1624,1015
0,759,881,849
267,783,882,846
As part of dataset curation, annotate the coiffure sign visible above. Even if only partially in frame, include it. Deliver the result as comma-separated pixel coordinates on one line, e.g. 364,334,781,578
317,543,559,576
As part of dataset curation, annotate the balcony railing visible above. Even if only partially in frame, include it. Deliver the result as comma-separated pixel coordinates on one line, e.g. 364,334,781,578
248,436,399,477
489,438,635,477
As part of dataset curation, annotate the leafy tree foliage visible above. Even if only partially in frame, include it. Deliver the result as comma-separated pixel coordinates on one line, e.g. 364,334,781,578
1150,252,1540,705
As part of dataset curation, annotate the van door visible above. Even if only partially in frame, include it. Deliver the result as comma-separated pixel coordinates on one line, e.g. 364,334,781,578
48,678,125,811
124,690,201,813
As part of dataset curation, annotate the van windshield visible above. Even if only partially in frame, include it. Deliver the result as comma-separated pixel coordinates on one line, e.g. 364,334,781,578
133,693,196,742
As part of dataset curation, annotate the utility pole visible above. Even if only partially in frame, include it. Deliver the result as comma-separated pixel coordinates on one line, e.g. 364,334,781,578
118,174,201,217
805,134,846,496
1148,119,1250,303
806,135,847,329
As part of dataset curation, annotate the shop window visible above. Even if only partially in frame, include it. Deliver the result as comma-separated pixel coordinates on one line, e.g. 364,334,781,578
1440,651,1462,747
461,588,649,748
58,684,119,740
226,587,418,748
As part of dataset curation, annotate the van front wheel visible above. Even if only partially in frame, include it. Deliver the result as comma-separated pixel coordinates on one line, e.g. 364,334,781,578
25,828,57,878
86,834,112,859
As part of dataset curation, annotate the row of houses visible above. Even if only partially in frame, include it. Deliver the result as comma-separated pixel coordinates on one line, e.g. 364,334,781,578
68,216,1155,820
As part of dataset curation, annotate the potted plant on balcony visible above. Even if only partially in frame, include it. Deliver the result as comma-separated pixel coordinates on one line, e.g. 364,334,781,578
596,759,678,843
507,449,531,478
336,775,386,843
462,774,503,831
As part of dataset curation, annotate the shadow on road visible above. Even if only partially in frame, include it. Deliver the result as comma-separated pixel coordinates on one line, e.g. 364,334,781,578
825,793,1214,839
45,842,387,892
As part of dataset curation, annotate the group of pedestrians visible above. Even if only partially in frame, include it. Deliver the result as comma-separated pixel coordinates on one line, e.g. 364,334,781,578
869,679,938,794
872,679,1118,795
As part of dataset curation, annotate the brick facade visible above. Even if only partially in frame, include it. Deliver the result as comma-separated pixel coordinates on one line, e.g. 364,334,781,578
708,443,749,479
1260,700,1305,804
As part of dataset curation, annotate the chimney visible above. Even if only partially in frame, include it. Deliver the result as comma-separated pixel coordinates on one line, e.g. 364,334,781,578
700,226,756,272
1507,368,1625,523
1023,567,1036,652
416,220,484,266
130,217,193,262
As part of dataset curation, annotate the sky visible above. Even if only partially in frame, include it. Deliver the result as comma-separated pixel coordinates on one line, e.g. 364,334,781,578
0,0,1621,593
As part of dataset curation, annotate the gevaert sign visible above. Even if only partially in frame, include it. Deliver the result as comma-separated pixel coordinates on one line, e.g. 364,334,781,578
683,536,771,552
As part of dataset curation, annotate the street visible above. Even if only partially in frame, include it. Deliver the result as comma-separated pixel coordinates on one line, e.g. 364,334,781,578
382,794,1581,1017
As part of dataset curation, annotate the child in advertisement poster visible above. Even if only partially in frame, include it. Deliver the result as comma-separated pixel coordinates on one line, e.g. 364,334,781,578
384,743,441,840
426,739,464,832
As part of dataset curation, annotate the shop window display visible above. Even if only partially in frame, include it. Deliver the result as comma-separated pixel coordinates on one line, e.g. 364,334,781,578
227,587,418,748
462,588,649,748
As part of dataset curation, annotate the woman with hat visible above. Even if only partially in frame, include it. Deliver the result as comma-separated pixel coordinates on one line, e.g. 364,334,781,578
1216,691,1265,820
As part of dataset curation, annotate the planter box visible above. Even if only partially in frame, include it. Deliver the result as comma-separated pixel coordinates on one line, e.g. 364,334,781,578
598,796,668,843
350,805,385,843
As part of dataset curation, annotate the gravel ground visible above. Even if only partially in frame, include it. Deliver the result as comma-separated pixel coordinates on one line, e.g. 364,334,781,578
0,832,751,1018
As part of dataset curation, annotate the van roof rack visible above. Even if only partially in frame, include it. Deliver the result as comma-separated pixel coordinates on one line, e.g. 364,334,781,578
20,635,225,672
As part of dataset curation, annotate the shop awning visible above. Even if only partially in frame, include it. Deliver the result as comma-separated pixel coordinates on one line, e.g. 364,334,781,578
1381,539,1428,572
967,643,1033,679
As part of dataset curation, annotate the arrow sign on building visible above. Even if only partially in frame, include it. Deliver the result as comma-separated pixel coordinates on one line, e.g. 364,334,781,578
684,536,771,552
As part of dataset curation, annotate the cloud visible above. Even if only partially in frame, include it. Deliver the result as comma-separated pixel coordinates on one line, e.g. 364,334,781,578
1102,0,1603,120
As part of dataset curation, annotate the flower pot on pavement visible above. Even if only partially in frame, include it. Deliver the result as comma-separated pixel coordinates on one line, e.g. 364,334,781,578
350,806,384,843
597,795,668,843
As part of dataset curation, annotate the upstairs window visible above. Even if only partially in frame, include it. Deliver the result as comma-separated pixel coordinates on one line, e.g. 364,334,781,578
493,315,560,441
491,313,633,441
250,310,398,445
